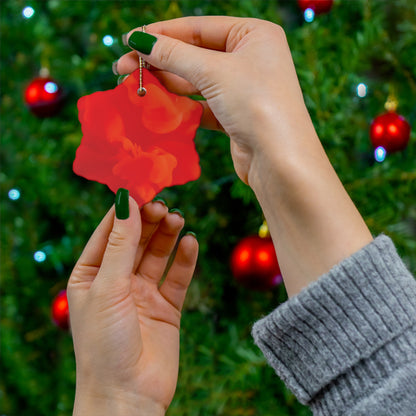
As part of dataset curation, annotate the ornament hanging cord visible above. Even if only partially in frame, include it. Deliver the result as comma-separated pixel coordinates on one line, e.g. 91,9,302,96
137,26,147,97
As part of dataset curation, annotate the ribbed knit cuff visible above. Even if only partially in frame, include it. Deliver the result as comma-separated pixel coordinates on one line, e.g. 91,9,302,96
252,235,416,414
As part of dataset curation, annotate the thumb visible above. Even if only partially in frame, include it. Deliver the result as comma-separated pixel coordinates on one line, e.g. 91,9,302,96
127,30,219,92
97,189,141,287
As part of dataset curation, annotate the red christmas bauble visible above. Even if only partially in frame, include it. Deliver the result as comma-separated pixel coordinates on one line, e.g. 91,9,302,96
51,290,69,329
24,76,63,117
298,0,334,14
230,235,282,290
370,111,411,153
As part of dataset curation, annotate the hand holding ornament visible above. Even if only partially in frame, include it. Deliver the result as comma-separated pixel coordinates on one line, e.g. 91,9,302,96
68,192,198,416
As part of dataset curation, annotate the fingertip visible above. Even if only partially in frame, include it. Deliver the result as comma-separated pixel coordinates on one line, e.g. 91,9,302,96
115,50,140,76
126,196,142,227
167,209,185,230
129,195,139,212
127,30,158,56
151,197,168,208
113,193,141,238
115,188,130,220
141,199,169,223
180,232,199,256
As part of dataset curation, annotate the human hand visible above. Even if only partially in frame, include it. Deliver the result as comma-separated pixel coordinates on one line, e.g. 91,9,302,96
116,16,313,185
67,191,198,415
116,17,372,296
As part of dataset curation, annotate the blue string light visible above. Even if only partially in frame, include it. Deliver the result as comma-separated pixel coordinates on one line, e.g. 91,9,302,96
34,251,47,263
8,189,21,200
356,83,367,98
44,81,58,93
102,35,114,46
22,6,35,19
374,146,387,163
304,8,315,23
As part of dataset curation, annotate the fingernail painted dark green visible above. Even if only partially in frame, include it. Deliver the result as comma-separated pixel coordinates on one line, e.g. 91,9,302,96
115,188,129,219
112,60,119,75
186,231,197,238
169,208,184,218
152,197,167,206
128,31,157,55
188,94,207,101
117,74,128,85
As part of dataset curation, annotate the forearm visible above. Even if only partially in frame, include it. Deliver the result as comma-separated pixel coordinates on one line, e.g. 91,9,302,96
247,108,373,296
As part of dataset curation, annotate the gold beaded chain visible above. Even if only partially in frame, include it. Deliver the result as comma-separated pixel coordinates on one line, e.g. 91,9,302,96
137,26,147,97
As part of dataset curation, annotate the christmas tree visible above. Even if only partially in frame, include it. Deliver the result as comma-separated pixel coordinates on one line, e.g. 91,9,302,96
1,1,415,415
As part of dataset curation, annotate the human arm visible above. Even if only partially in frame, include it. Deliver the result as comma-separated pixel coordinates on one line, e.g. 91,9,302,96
67,191,198,416
252,235,416,415
115,16,415,413
116,16,373,297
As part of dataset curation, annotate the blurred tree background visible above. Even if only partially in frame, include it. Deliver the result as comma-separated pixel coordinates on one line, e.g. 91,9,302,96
1,0,415,415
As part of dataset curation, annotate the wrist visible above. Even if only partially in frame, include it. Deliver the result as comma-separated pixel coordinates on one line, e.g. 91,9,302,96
246,115,372,296
73,387,165,416
247,106,322,198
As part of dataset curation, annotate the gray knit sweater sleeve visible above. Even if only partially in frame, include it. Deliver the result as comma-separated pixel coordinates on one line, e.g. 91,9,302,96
252,235,416,416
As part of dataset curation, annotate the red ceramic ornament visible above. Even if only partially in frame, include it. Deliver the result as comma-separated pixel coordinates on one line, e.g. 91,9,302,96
298,0,334,14
230,235,282,291
370,111,411,153
24,76,63,117
51,290,69,330
74,68,203,206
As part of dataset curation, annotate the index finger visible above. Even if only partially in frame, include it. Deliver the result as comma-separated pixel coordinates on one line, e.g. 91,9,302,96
73,206,115,269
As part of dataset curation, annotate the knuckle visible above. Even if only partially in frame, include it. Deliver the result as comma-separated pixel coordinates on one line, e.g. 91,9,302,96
190,26,203,47
148,244,170,258
107,228,136,251
107,229,125,248
158,40,179,68
166,276,188,292
255,18,286,40
272,23,287,40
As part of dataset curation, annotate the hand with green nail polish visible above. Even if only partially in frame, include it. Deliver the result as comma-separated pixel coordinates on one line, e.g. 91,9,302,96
117,16,372,298
67,196,198,416
118,16,309,186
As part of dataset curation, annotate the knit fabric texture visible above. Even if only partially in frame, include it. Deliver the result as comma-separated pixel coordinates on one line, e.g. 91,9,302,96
252,235,416,415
